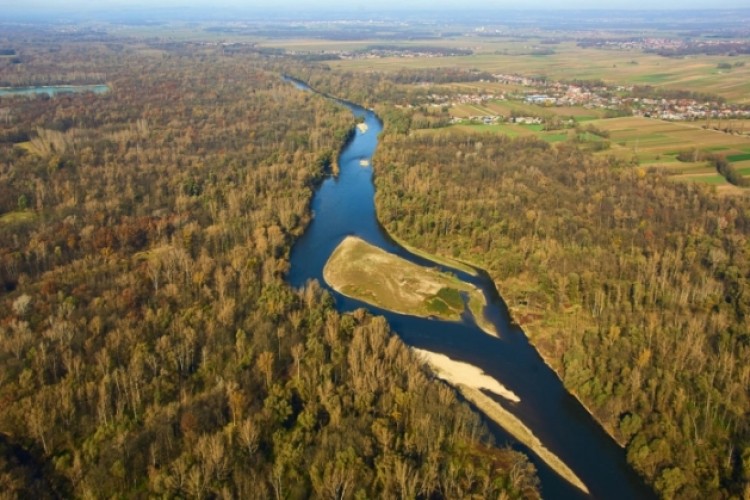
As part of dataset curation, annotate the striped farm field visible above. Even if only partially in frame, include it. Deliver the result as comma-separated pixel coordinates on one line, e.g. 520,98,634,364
587,116,750,162
584,116,750,191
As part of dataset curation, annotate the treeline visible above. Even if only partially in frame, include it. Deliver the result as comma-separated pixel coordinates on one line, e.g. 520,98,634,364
713,156,750,188
0,42,539,497
0,40,109,87
645,42,750,57
372,127,750,498
389,68,495,85
676,149,749,187
630,85,726,104
362,45,473,56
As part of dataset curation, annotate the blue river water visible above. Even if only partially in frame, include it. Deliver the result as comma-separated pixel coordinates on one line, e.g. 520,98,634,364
286,78,655,499
0,84,109,98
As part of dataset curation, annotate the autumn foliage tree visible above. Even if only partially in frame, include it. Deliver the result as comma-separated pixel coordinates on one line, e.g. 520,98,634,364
0,38,539,497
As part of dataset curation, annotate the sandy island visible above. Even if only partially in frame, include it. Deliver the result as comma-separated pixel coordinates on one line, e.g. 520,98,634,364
356,122,369,133
323,236,497,335
414,347,589,495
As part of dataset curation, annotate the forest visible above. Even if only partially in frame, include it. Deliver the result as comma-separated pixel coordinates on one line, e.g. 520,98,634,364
370,116,750,498
0,41,540,497
214,62,750,498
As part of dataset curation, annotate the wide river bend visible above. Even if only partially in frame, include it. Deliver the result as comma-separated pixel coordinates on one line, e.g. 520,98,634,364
286,79,654,500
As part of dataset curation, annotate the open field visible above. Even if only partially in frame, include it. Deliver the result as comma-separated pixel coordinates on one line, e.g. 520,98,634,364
258,32,750,188
110,23,750,102
448,98,606,122
587,116,750,188
325,39,750,103
324,236,496,335
419,121,604,146
588,116,750,158
438,122,536,139
734,160,750,175
586,117,750,190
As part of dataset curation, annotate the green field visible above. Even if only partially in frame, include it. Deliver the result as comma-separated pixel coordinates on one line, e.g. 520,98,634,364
422,122,580,143
573,117,750,190
587,117,750,162
443,123,531,138
735,160,750,176
728,153,750,162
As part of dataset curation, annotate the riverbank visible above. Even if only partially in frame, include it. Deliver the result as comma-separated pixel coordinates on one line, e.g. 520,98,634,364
377,227,630,452
413,347,589,495
506,301,628,449
381,231,479,277
414,349,520,402
461,385,590,495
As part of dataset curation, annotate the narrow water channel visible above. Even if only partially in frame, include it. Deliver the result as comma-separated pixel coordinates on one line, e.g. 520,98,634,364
286,78,654,500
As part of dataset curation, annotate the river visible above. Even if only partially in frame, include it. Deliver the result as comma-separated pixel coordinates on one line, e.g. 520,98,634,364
0,84,109,98
286,78,655,500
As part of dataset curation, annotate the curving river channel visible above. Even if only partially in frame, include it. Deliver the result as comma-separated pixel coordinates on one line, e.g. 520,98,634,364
286,79,655,500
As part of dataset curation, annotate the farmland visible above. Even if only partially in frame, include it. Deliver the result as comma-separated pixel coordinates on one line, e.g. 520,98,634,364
252,21,750,192
586,116,750,192
445,94,606,122
325,38,750,104
423,115,750,193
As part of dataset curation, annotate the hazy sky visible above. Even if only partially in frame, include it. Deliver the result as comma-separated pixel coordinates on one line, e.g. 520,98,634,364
8,0,750,10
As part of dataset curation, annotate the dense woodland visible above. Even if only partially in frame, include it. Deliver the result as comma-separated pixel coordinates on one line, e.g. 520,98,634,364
370,118,750,497
0,41,540,497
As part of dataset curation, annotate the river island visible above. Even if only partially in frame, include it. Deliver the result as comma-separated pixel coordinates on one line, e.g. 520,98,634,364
324,236,497,335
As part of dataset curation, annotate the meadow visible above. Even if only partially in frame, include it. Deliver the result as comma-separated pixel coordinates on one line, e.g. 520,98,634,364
325,38,750,103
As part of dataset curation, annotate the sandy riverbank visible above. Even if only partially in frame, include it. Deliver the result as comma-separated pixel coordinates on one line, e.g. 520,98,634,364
414,347,589,495
413,348,519,402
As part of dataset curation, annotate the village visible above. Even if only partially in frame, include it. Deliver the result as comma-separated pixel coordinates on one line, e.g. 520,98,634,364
577,36,750,57
415,72,750,129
